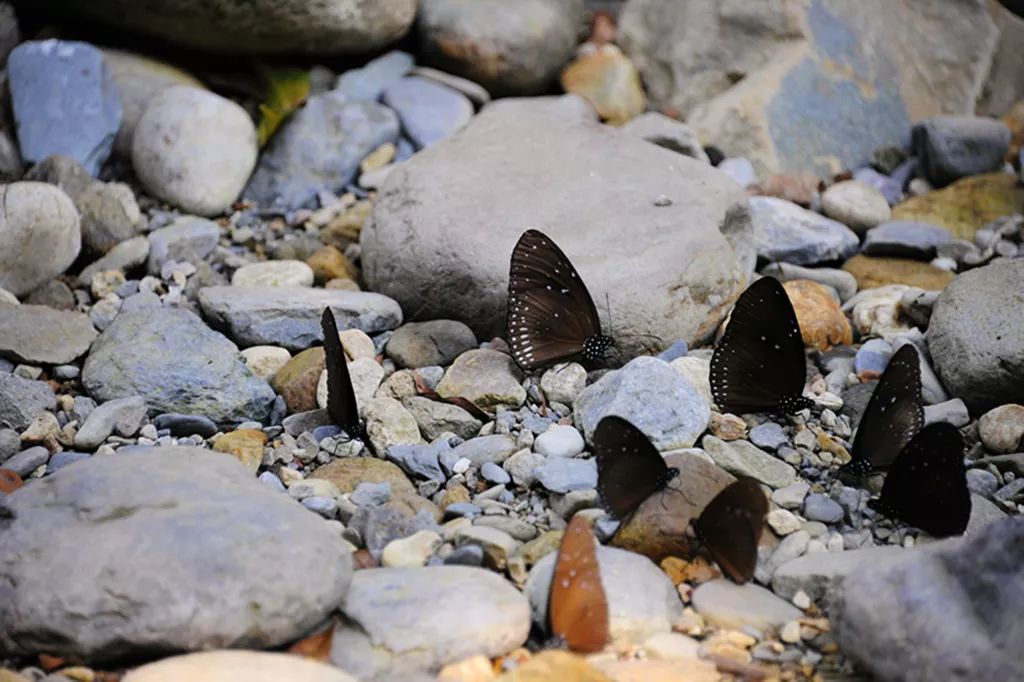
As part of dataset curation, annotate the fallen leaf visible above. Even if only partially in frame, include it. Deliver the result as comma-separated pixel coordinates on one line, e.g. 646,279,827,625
288,621,335,661
550,514,609,653
255,65,310,147
0,468,23,494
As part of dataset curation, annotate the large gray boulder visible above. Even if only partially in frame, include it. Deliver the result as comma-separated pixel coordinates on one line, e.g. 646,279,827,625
835,517,1024,682
31,0,417,55
362,95,755,357
0,448,353,662
619,0,1002,175
928,260,1024,414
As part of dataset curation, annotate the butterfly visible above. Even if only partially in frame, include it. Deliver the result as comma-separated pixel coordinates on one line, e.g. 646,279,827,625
507,229,614,371
321,307,366,443
693,477,768,584
549,514,610,653
594,416,679,520
710,277,813,415
868,422,970,537
841,344,924,477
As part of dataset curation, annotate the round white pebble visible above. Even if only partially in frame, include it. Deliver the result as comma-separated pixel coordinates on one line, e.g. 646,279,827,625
533,424,585,458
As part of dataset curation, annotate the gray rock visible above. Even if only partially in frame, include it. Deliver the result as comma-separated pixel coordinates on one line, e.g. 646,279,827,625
928,260,1024,412
978,404,1024,454
417,0,583,96
331,566,529,678
336,50,414,101
533,457,597,493
966,493,1007,535
385,439,448,484
409,66,491,107
966,469,999,498
749,422,788,450
526,544,682,643
8,40,121,175
0,306,97,365
36,0,417,55
574,356,710,450
381,76,473,150
771,481,810,510
820,180,891,233
133,86,257,216
771,545,906,603
46,451,91,474
362,95,755,356
402,396,481,441
77,236,149,286
444,545,484,567
385,320,477,368
435,349,525,410
863,220,955,260
198,286,402,352
620,111,710,162
0,182,81,297
244,93,399,210
76,181,142,254
760,262,858,302
0,428,19,462
503,449,544,487
0,447,353,660
450,434,518,467
3,445,50,477
702,436,796,488
923,398,971,427
853,338,892,375
73,395,148,449
802,493,844,523
0,373,56,431
146,215,220,274
749,197,860,266
853,166,904,205
479,461,511,486
836,518,1024,682
691,580,801,631
0,2,18,67
533,425,584,458
912,116,1012,187
22,153,93,198
81,307,276,423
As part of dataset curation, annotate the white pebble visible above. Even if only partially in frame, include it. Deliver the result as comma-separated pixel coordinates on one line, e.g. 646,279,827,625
792,590,811,610
767,509,802,536
533,425,585,458
780,620,802,644
452,457,472,475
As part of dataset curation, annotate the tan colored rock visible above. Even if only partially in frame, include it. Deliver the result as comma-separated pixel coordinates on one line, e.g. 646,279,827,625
842,255,955,290
122,650,356,682
561,44,645,125
212,429,267,473
782,279,852,351
890,173,1024,240
271,347,325,413
306,245,359,284
240,345,291,380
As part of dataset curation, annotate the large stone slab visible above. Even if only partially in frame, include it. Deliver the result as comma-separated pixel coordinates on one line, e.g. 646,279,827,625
0,448,353,662
362,95,755,356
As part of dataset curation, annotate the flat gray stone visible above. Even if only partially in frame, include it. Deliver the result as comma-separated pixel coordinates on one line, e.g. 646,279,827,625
0,305,97,364
449,434,518,467
0,447,353,660
0,372,56,431
862,220,954,259
2,445,49,477
78,235,150,286
198,286,402,352
533,457,597,494
691,579,801,631
385,319,477,368
73,395,147,449
330,566,529,679
702,435,797,488
147,215,220,274
749,196,860,266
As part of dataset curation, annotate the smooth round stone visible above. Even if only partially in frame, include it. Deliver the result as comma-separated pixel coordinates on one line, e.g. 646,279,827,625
749,422,788,451
771,482,810,510
258,471,286,493
381,530,442,568
966,469,999,498
533,425,585,458
152,413,219,438
978,404,1024,454
444,502,481,519
767,509,802,536
435,349,525,410
854,338,893,376
863,220,954,260
240,345,291,380
480,461,511,485
381,76,473,149
122,650,356,682
655,340,689,363
231,261,314,288
46,451,91,474
385,319,477,368
312,425,343,442
718,157,758,187
802,493,844,524
302,496,338,518
443,544,484,567
0,182,81,298
132,86,257,216
538,362,587,406
821,180,892,233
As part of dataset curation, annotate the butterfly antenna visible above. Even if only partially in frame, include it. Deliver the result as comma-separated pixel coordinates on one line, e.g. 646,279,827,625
604,292,614,339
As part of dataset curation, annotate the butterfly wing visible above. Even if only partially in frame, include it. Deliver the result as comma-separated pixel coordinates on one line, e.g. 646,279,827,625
507,229,604,370
845,344,925,475
710,278,808,414
695,477,768,584
549,514,609,653
870,422,970,537
594,416,676,520
321,307,362,438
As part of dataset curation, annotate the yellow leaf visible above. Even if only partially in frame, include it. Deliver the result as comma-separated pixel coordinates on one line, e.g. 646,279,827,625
256,65,310,147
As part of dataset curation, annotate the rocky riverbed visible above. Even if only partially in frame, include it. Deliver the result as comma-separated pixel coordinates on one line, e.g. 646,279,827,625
1,1,1023,681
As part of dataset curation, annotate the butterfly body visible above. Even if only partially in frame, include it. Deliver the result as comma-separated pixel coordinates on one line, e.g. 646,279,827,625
320,308,367,444
507,229,613,371
868,422,970,537
594,416,679,520
710,277,810,415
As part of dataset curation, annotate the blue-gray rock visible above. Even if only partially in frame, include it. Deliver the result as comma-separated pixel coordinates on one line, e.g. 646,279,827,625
0,373,56,431
198,286,402,352
301,496,338,518
853,167,902,205
385,319,478,368
3,445,50,477
449,434,518,467
349,505,440,556
928,260,1024,413
655,339,688,362
335,50,414,101
574,356,710,450
7,40,121,175
994,478,1024,503
244,92,400,210
0,305,98,365
862,220,955,260
47,451,91,473
444,544,484,566
146,215,220,274
71,396,97,424
923,398,970,427
749,422,788,451
803,493,844,523
0,447,353,660
836,517,1024,682
82,307,275,424
53,365,80,381
911,116,1011,187
966,469,999,498
749,196,860,266
258,470,286,493
331,565,529,679
444,502,482,519
533,457,597,494
480,461,510,485
853,338,892,375
153,413,219,438
351,481,392,507
386,439,448,483
382,76,473,150
702,436,797,489
0,428,20,462
73,395,148,449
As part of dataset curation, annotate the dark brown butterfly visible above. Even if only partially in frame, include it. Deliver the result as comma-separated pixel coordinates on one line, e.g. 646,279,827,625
694,477,768,584
549,514,610,653
594,416,679,520
842,344,924,477
321,307,366,443
710,277,813,415
507,229,614,371
868,422,970,537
